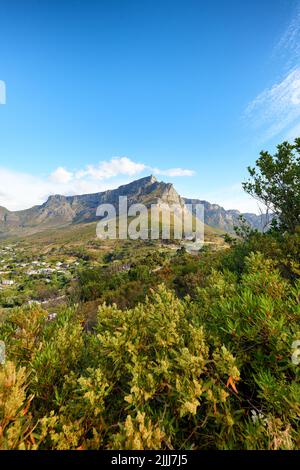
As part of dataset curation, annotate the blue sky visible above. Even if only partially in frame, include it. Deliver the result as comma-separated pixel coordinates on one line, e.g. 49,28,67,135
0,0,300,212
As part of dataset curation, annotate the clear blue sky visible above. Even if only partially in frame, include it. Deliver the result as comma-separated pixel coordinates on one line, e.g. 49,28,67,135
0,0,300,212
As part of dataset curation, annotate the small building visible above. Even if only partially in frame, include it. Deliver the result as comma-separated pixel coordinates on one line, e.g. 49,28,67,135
1,279,15,286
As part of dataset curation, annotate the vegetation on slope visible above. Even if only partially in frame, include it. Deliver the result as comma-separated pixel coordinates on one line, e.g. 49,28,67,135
0,139,299,450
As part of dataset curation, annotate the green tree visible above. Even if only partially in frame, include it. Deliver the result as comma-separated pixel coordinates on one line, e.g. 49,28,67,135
243,139,300,232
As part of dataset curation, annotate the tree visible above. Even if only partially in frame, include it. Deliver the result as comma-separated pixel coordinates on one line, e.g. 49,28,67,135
243,138,300,232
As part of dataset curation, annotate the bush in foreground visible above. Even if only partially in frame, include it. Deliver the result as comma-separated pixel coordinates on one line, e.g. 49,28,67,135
0,251,299,450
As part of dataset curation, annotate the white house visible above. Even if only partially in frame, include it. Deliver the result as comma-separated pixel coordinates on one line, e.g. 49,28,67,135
1,280,15,286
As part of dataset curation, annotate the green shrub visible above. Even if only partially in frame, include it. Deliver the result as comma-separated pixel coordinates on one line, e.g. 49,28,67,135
0,249,299,450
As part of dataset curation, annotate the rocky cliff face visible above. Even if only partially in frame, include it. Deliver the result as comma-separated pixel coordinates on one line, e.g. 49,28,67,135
0,175,269,238
0,176,184,237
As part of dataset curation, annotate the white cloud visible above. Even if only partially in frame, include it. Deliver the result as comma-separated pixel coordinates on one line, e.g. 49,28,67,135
245,67,300,141
50,167,73,184
0,167,109,211
245,2,300,143
275,2,300,64
0,157,195,211
0,168,45,211
78,157,146,180
77,157,195,180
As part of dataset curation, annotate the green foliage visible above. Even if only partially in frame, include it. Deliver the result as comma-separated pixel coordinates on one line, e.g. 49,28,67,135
128,264,151,281
243,138,300,232
221,228,300,280
0,248,299,449
193,252,300,449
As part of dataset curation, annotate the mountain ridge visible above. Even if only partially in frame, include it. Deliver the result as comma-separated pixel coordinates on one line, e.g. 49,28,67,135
183,197,270,232
0,175,267,238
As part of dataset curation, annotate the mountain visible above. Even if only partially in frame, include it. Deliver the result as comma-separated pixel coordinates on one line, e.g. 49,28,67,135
183,198,271,232
0,176,183,238
0,175,268,238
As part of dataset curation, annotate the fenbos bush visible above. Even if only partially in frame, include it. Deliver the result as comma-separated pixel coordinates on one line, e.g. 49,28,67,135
0,250,299,449
194,252,300,449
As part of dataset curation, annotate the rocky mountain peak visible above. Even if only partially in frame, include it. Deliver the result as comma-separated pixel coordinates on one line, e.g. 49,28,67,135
0,175,268,238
